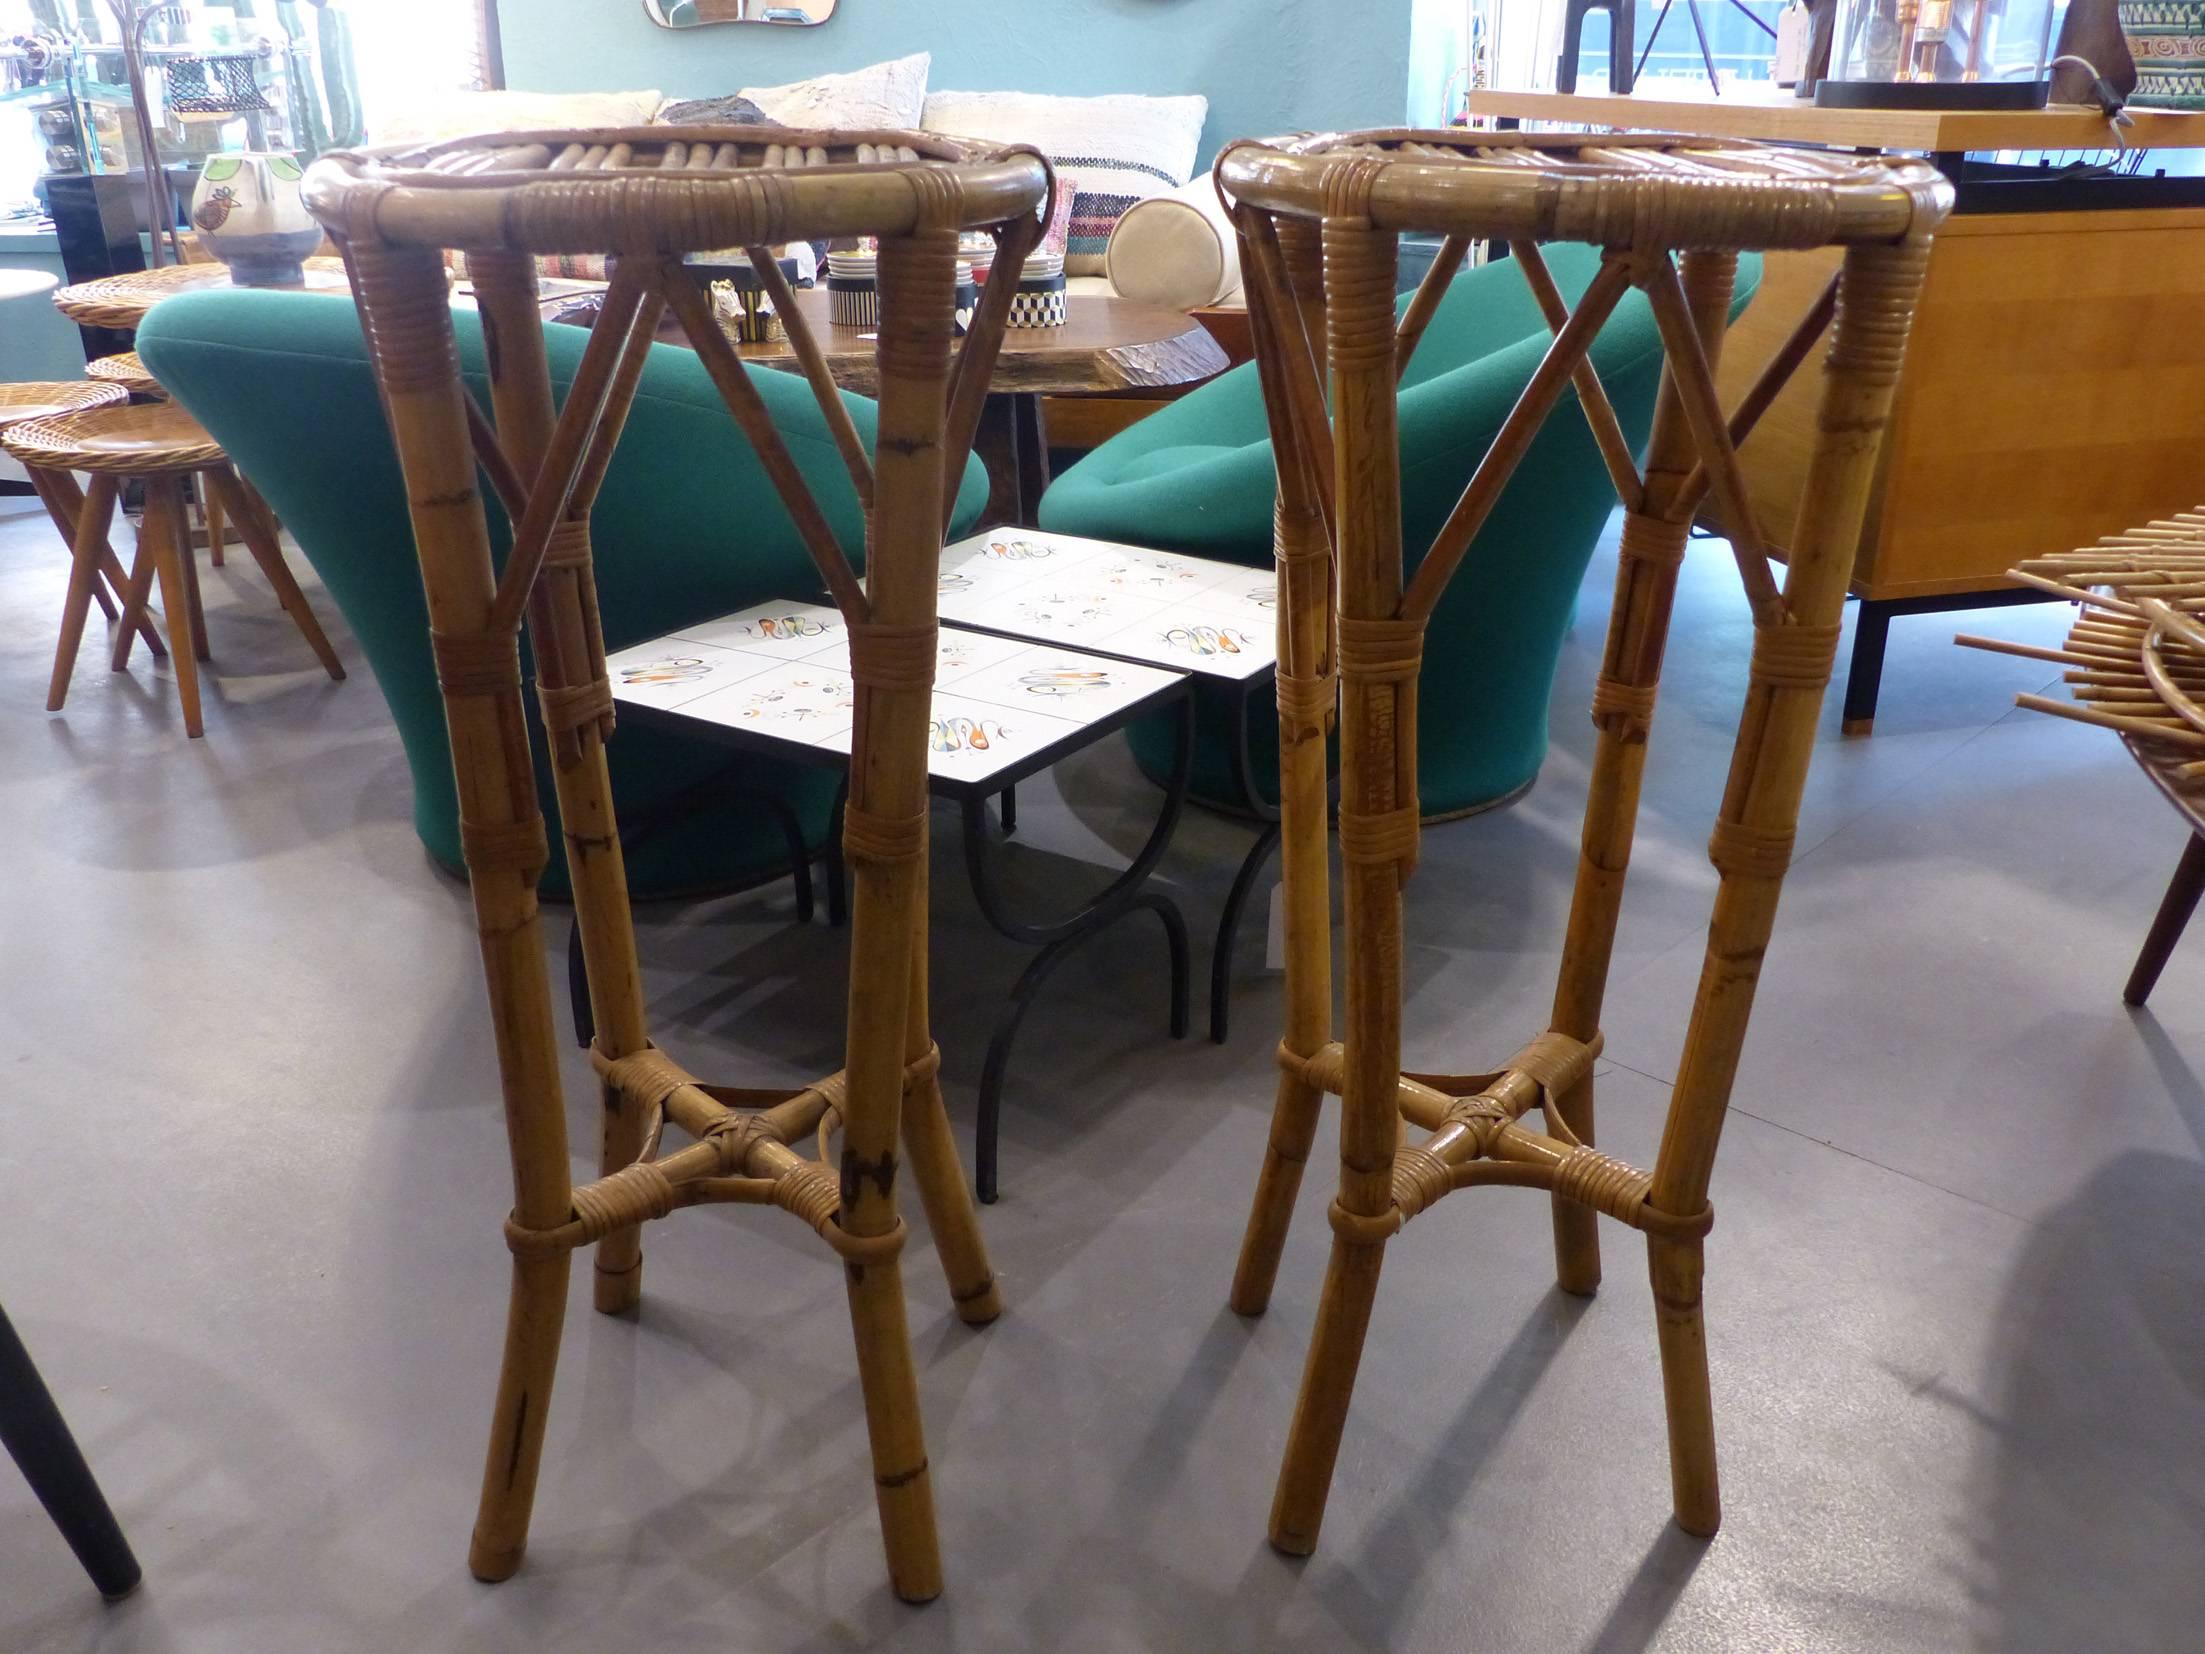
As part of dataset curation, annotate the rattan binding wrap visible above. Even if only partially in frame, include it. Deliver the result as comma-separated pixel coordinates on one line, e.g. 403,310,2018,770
1217,129,1949,1560
309,122,1050,1607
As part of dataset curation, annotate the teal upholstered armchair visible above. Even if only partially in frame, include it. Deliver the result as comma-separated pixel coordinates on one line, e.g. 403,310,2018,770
138,289,988,897
1039,244,1762,818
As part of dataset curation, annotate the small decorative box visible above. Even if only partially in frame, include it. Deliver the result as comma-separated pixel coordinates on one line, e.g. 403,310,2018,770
1008,251,1067,329
828,251,978,331
826,249,879,328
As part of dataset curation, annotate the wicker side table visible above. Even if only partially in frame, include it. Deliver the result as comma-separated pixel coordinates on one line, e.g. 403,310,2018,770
306,124,1049,1604
1217,129,1951,1556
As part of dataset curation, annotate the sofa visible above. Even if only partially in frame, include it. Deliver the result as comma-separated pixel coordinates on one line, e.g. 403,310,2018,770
374,56,1243,314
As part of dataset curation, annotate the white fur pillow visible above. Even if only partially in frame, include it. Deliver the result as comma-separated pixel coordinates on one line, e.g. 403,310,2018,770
920,90,1209,274
737,52,931,132
372,89,664,146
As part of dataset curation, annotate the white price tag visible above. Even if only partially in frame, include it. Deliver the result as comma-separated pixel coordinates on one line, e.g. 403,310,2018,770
1775,4,1812,85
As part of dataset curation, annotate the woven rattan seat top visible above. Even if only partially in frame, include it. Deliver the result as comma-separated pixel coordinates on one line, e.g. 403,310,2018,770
53,258,351,330
86,352,164,397
0,380,127,432
305,124,1052,256
1,400,226,475
1218,130,1949,251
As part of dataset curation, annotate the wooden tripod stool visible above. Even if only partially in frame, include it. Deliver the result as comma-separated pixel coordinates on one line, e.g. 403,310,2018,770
87,352,248,566
3,401,343,738
0,382,166,668
306,124,1048,1601
1217,132,1951,1554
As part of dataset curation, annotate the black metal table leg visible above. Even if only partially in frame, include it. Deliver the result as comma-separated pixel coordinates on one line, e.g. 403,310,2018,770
0,1306,141,1602
1843,598,1893,734
999,783,1017,837
2126,832,2205,1008
1212,821,1283,1046
566,769,826,1049
1207,673,1289,1044
965,693,1196,1202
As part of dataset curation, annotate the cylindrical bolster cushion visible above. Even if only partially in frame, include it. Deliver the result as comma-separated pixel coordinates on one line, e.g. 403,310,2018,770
1105,175,1244,310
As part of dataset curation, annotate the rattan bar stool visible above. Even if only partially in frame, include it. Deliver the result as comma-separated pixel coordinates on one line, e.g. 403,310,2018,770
304,124,1049,1601
85,352,245,568
3,401,343,738
1216,131,1951,1554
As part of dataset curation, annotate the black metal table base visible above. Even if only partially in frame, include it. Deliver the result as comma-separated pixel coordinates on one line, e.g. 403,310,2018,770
580,691,1198,1206
825,694,1197,1203
1843,586,2053,732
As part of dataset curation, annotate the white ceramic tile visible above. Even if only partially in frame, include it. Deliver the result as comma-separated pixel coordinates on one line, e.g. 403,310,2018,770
1086,545,1244,602
933,628,1032,689
951,645,1184,725
937,530,1100,607
809,689,1088,784
675,659,857,744
674,599,848,666
953,581,1173,646
1091,596,1277,680
605,637,779,712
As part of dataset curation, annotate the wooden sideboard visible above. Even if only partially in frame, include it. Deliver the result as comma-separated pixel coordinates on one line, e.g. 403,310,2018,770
1468,88,2205,730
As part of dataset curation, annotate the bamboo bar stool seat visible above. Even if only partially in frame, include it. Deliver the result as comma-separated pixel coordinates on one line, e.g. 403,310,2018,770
86,352,165,399
3,401,343,737
304,123,1049,1603
1217,130,1951,1557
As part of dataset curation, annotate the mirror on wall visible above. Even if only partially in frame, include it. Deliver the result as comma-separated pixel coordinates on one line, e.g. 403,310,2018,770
644,0,838,26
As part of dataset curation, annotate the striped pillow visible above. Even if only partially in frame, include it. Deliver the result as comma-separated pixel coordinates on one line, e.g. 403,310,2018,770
921,91,1209,275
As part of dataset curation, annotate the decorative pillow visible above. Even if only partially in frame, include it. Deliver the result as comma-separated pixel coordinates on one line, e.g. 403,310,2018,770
1106,175,1242,310
657,93,773,127
371,89,665,146
920,91,1208,274
735,52,930,132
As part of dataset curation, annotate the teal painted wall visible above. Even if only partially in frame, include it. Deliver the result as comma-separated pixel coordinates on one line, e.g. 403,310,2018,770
500,0,1416,164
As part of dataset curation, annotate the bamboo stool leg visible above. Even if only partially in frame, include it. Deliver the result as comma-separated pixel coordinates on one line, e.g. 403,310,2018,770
350,245,576,1580
30,465,165,665
1230,209,1338,1318
175,493,211,664
202,474,224,568
204,466,345,681
1546,250,1741,1297
46,473,122,713
146,476,204,737
468,249,662,1320
1645,239,1930,1536
1268,213,1407,1559
26,465,118,627
835,228,959,1604
898,910,1004,1325
109,500,161,674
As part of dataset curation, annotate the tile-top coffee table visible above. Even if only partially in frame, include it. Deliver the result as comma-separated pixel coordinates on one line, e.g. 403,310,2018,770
605,589,1197,1204
935,528,1286,1044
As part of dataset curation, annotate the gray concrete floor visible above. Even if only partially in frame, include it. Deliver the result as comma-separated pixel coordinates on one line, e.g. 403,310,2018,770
3,493,2201,1654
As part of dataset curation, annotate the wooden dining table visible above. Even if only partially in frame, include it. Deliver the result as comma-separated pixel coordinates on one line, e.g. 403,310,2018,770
594,284,1230,525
